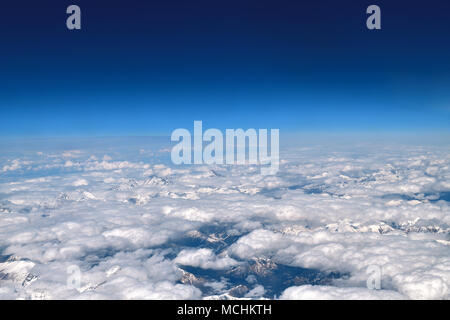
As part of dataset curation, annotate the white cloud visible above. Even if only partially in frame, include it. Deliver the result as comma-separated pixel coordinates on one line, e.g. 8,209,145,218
0,140,449,299
280,285,406,300
73,179,88,186
175,248,239,270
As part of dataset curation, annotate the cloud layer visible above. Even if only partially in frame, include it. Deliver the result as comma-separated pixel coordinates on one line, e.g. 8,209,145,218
0,139,449,299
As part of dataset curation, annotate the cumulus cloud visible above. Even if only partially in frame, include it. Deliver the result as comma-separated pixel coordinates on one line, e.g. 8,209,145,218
73,179,89,186
175,248,239,270
280,285,406,300
0,139,449,299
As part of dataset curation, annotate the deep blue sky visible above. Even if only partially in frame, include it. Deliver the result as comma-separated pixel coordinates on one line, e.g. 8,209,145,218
0,0,449,136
